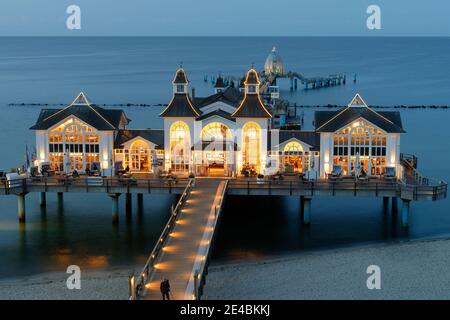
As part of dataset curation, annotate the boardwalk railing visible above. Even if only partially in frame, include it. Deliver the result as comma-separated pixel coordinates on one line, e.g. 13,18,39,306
0,176,189,195
227,178,447,201
189,180,228,300
129,179,194,300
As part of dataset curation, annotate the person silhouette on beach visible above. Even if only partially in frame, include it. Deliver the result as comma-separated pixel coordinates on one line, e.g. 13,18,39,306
160,278,171,300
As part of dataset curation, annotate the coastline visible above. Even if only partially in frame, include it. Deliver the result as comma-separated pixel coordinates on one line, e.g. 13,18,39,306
3,237,450,299
203,237,450,300
0,265,140,300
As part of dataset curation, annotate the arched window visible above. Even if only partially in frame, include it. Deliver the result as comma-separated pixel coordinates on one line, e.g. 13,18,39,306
170,121,190,171
201,122,231,141
130,140,150,171
283,141,304,173
284,141,303,154
48,118,99,172
333,120,386,175
242,122,261,169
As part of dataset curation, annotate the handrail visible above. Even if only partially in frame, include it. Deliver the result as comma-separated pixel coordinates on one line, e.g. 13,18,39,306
227,178,447,198
131,179,194,299
191,180,228,300
0,176,190,193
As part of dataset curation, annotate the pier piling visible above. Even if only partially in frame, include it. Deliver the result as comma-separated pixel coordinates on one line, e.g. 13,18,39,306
383,196,389,213
57,192,64,208
40,192,46,207
17,193,27,223
137,193,144,212
302,197,311,225
110,193,121,224
126,193,132,218
401,199,410,228
391,197,398,213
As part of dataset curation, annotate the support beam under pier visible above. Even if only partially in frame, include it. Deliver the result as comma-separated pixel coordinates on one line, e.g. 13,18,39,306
137,193,144,212
40,192,46,207
125,193,132,218
302,197,311,225
57,192,64,209
401,199,411,228
109,193,121,224
17,193,27,223
383,196,389,213
391,197,398,213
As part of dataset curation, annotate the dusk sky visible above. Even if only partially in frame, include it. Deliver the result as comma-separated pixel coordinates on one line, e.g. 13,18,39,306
1,0,449,36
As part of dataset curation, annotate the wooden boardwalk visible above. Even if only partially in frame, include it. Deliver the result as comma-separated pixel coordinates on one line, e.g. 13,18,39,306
141,178,226,300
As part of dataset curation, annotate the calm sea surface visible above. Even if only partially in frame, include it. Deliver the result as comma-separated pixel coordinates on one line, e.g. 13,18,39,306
0,37,449,278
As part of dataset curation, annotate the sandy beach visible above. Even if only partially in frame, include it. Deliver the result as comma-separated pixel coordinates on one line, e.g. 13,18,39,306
204,238,450,300
3,238,450,300
0,266,139,300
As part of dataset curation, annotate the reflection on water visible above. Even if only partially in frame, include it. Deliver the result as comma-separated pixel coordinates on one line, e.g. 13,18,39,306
0,193,174,278
0,37,450,278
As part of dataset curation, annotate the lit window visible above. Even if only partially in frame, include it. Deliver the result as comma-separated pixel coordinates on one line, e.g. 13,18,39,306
201,122,231,141
242,122,261,169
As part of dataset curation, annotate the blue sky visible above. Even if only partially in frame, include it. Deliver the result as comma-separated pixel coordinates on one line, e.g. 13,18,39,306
1,0,449,36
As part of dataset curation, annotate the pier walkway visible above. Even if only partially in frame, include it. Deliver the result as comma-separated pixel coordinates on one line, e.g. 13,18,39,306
134,178,228,300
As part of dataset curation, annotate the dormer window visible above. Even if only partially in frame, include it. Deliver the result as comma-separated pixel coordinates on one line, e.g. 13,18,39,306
247,84,257,94
176,84,185,94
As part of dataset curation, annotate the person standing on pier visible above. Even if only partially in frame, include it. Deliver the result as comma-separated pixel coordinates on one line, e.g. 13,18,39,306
160,278,171,300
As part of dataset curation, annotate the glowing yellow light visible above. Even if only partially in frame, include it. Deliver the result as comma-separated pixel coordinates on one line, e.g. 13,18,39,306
162,245,177,253
169,231,185,238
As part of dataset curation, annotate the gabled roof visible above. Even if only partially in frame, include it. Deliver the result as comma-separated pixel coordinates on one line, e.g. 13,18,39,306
270,131,320,151
114,129,164,149
194,87,242,109
315,94,405,133
231,68,272,118
160,93,201,117
196,109,236,122
30,92,127,130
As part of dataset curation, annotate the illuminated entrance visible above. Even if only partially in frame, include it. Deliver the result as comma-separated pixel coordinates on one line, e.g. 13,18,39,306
283,141,304,173
130,140,150,171
200,122,232,176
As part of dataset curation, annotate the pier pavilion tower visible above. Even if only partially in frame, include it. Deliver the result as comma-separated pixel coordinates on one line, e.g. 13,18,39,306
231,68,273,174
160,67,201,173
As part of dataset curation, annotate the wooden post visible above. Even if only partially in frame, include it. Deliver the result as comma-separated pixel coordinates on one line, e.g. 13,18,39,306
17,193,26,223
383,196,389,213
299,196,304,221
303,197,311,225
40,192,46,207
125,193,132,218
391,197,398,213
110,193,120,224
401,199,410,228
57,192,64,208
137,193,144,212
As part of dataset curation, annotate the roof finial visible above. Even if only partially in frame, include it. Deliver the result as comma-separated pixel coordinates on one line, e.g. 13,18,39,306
179,61,183,69
251,62,255,69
